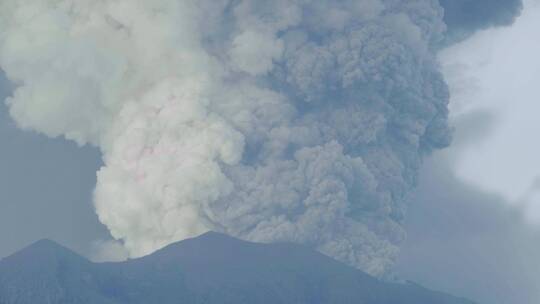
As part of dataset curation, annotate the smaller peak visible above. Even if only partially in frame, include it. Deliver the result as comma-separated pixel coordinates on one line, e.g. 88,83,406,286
26,239,66,251
32,238,60,247
4,239,86,263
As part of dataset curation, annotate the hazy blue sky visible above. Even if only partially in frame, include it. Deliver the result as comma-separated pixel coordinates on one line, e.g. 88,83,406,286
398,2,540,303
0,72,109,257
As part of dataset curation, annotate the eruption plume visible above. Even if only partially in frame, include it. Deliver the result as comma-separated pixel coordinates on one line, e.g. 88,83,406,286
0,0,452,276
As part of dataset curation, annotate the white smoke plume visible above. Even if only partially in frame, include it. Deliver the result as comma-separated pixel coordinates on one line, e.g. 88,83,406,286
0,0,451,276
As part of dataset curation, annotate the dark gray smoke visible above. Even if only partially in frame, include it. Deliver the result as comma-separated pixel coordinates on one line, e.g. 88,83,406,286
440,0,523,42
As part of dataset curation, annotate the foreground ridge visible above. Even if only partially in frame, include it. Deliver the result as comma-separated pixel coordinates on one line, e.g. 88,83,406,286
0,233,476,304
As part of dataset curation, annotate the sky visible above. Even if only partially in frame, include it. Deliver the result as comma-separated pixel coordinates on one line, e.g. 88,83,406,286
0,1,539,303
443,1,540,223
397,1,540,303
0,71,109,257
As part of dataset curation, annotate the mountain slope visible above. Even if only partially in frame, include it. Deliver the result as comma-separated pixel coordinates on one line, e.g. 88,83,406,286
0,232,476,304
0,239,117,304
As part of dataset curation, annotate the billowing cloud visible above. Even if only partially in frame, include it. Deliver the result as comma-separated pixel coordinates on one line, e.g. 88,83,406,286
439,0,523,42
0,0,451,276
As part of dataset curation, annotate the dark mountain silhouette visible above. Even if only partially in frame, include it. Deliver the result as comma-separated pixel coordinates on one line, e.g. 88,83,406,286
0,232,476,304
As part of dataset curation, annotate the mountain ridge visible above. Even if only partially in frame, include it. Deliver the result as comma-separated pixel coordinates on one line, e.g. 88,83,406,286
0,232,477,304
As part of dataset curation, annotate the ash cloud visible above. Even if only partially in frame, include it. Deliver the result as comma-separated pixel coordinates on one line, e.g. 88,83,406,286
0,0,452,276
439,0,523,42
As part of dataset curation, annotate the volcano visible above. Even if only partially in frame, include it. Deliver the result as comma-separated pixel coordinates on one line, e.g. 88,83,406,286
0,232,475,304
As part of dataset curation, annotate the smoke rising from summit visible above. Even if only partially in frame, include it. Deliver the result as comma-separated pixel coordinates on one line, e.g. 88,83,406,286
0,0,455,276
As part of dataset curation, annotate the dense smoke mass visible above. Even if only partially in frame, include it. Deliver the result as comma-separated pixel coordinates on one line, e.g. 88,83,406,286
439,0,523,41
0,0,452,276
